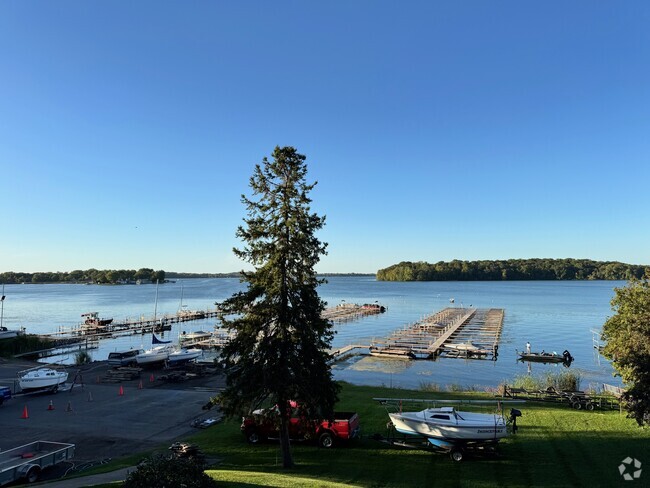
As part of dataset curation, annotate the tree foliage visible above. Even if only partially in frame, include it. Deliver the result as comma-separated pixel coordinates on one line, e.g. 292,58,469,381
0,268,165,284
377,259,648,281
216,146,339,468
602,274,650,426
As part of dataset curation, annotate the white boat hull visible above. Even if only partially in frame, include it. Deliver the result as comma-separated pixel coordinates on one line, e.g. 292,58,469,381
19,369,68,392
0,327,23,340
167,348,201,364
389,409,508,441
136,345,174,365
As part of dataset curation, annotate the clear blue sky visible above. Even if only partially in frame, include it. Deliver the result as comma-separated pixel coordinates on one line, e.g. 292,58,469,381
1,1,648,273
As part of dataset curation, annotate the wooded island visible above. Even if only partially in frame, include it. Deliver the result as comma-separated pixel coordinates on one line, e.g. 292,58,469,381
376,259,648,281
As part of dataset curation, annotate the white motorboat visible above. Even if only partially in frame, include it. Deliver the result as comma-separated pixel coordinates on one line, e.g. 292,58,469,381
18,368,68,392
210,327,235,348
388,406,508,441
179,330,212,343
444,341,488,355
135,344,175,365
167,347,202,364
0,326,22,340
445,342,480,352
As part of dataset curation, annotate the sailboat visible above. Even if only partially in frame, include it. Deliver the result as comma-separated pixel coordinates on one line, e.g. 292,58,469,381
136,280,175,365
0,284,25,339
167,281,202,365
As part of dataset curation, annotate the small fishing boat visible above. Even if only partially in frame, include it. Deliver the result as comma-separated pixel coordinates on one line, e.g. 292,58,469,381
18,367,68,392
389,406,509,441
81,312,113,327
518,350,573,364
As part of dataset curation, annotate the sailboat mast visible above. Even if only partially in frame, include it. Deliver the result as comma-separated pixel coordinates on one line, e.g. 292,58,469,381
153,279,159,324
0,283,5,329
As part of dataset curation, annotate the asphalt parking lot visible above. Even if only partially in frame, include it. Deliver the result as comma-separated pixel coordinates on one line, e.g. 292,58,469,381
0,359,225,475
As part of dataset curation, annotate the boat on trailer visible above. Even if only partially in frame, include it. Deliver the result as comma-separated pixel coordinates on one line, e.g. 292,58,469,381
18,367,68,393
167,347,202,365
389,406,508,441
374,397,522,462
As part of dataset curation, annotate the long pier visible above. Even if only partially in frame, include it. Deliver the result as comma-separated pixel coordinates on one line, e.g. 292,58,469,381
369,307,505,360
44,308,223,340
31,301,386,358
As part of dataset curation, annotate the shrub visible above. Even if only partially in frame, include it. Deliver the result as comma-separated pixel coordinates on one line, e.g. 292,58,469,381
509,371,581,392
74,350,92,365
419,381,441,392
122,454,217,488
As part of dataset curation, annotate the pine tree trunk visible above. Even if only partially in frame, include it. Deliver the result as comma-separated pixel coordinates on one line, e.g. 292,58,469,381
280,416,294,468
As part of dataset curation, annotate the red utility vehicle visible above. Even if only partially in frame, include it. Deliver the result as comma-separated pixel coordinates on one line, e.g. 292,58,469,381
241,403,361,448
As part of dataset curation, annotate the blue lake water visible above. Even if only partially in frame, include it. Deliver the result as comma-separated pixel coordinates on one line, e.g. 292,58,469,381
0,277,623,390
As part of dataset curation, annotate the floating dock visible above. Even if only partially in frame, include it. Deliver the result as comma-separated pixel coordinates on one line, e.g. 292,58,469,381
322,303,386,323
369,307,504,361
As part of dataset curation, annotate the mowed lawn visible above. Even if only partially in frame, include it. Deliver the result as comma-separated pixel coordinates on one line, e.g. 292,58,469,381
191,383,650,488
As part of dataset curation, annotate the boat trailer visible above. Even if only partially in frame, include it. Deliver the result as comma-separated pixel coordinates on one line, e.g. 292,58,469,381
371,430,503,462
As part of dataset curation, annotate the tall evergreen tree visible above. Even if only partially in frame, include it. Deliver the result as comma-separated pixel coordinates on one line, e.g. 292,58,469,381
602,273,650,426
217,146,339,467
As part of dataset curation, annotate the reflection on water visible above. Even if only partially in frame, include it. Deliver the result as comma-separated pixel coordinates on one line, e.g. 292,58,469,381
348,356,411,374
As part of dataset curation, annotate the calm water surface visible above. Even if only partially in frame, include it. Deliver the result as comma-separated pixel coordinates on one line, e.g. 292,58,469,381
0,277,622,390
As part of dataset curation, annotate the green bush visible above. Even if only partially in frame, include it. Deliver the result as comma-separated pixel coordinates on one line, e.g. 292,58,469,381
74,350,92,365
122,454,217,488
509,371,581,392
418,381,441,392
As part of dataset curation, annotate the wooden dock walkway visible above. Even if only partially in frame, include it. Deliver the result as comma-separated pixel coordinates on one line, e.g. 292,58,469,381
43,308,224,341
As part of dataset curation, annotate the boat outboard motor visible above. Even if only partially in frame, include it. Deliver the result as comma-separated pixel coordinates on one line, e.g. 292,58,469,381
563,350,574,363
509,408,522,433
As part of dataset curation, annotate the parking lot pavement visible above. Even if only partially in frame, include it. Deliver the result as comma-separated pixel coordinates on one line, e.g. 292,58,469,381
0,359,225,482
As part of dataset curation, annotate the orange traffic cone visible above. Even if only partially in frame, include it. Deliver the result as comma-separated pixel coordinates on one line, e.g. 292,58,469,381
138,380,143,390
47,400,55,411
66,401,73,412
149,374,155,382
21,405,29,419
119,385,124,396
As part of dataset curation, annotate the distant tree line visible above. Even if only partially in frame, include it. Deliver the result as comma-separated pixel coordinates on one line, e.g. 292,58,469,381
0,268,165,284
376,259,648,281
166,272,241,279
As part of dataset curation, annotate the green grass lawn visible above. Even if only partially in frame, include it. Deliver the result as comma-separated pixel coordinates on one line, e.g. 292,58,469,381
190,383,649,488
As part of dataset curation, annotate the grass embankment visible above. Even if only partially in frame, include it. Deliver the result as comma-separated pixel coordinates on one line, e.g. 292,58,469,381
191,383,649,488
